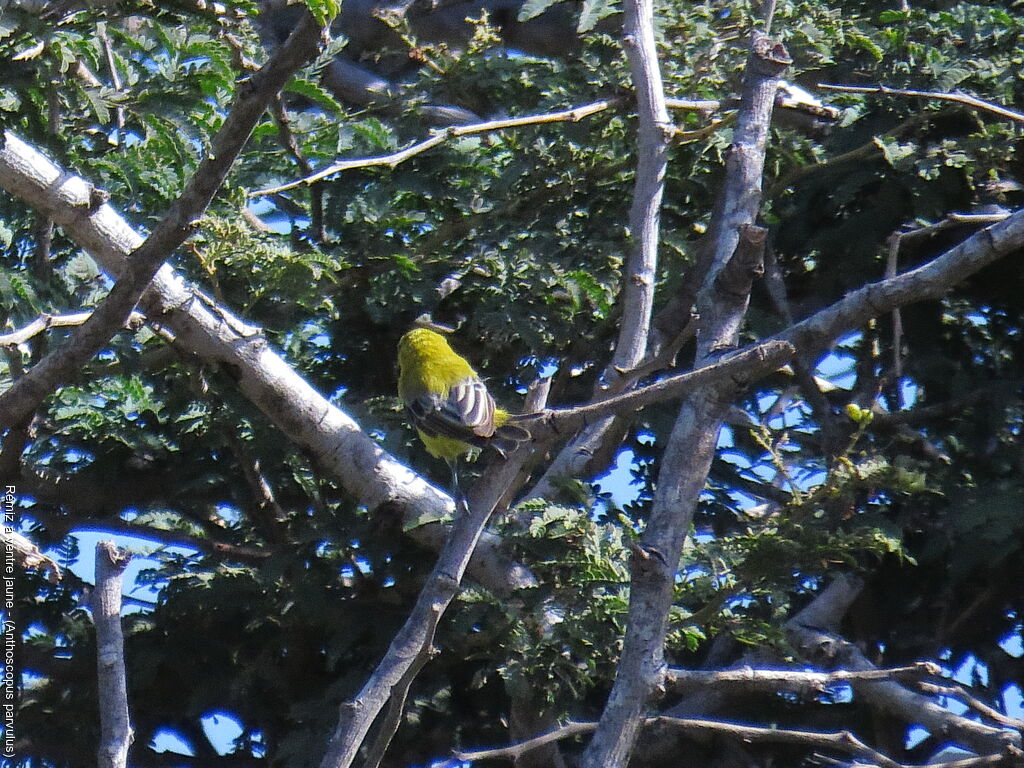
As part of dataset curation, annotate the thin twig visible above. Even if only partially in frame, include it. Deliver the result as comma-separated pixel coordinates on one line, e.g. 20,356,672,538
270,95,325,243
822,750,1023,768
30,508,271,565
253,97,723,199
916,681,1024,730
98,24,126,137
457,711,1022,768
762,245,839,454
817,83,1024,124
895,212,1011,247
885,234,904,405
224,430,288,546
251,99,619,196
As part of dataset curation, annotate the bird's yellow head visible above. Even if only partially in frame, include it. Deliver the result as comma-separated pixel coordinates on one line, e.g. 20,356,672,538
397,328,477,402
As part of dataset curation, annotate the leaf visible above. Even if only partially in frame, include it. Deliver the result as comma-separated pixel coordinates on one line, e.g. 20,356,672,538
849,32,883,61
874,136,916,168
577,0,618,32
878,10,910,24
285,77,345,114
303,0,340,26
518,0,560,23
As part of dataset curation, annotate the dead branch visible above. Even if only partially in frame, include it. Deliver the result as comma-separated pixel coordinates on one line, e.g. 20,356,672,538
915,681,1024,731
0,311,145,347
318,444,536,768
818,83,1024,124
578,25,791,768
456,717,900,767
785,576,1020,756
93,541,133,768
664,662,942,695
251,99,621,196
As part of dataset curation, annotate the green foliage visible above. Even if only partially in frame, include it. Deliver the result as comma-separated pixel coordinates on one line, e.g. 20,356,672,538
5,0,1024,765
465,501,634,708
303,0,341,27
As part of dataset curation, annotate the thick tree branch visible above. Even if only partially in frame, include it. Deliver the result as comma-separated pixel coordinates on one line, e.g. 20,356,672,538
579,31,790,768
527,0,669,501
664,662,942,696
778,208,1024,354
0,12,326,428
93,541,133,768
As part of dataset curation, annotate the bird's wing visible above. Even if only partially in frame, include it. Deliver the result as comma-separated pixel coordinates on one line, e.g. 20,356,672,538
407,377,496,441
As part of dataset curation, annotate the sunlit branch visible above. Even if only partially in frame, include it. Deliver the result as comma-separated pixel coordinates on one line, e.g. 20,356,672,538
0,311,145,347
818,83,1024,124
93,541,133,768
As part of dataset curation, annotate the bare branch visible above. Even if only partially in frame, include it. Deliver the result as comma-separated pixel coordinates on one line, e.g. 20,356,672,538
520,339,796,442
664,662,942,696
360,639,439,768
253,95,735,199
455,721,597,763
1,526,61,582
526,0,670,502
895,212,1011,248
786,576,1021,755
915,681,1024,731
818,83,1024,124
578,29,791,768
318,447,536,768
779,208,1024,356
457,717,901,767
93,541,133,768
0,311,145,347
28,507,271,565
251,99,621,197
269,95,325,243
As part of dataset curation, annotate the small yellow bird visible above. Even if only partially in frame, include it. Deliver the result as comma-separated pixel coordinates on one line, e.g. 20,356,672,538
397,325,529,491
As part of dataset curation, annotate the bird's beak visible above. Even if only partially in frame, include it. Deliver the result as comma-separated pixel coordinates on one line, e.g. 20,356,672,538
412,314,457,335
